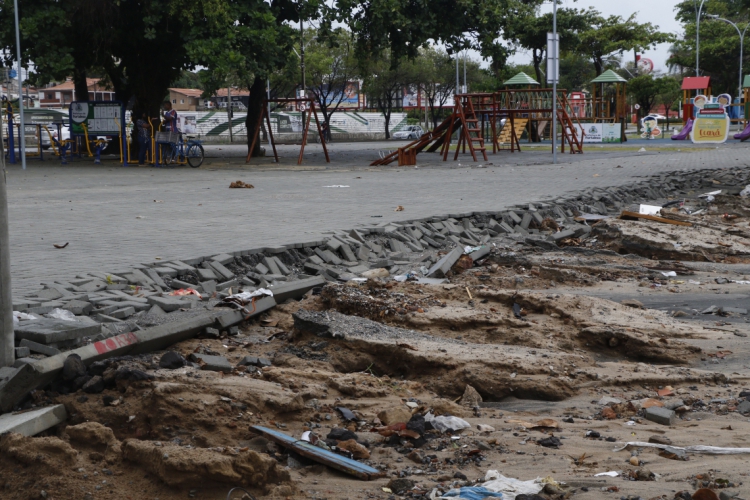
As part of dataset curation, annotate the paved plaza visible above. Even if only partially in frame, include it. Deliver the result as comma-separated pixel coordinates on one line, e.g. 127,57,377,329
5,141,750,297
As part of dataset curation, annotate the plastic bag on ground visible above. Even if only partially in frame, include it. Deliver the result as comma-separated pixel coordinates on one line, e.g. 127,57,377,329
47,308,76,321
13,311,40,325
441,487,504,499
424,412,471,433
479,471,544,500
741,185,750,198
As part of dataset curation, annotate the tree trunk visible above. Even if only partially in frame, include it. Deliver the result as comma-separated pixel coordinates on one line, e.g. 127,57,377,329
74,65,89,102
533,50,543,86
245,76,266,158
593,58,604,76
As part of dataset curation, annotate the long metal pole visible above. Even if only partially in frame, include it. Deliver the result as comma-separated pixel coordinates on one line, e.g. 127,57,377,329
300,16,306,126
696,0,706,76
267,78,273,152
456,56,459,94
463,50,467,94
13,0,26,170
0,118,13,368
552,0,557,164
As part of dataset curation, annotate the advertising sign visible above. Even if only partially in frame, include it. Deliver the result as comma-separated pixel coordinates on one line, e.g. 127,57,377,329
691,94,731,144
179,115,197,134
69,101,123,136
574,123,622,143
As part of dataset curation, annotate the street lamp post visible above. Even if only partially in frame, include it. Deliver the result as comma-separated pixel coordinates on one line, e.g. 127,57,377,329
707,15,749,99
696,0,707,76
13,0,26,169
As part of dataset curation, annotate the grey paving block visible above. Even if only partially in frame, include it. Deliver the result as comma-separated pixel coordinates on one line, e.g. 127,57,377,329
147,295,187,312
170,279,196,290
209,261,235,281
271,256,290,275
95,314,124,323
551,229,576,242
154,266,179,278
62,300,93,316
0,404,67,437
144,268,168,288
237,356,272,368
356,244,370,261
19,339,62,357
307,255,324,265
200,280,217,294
197,268,218,281
147,304,167,316
262,256,281,275
348,264,370,274
110,307,136,319
644,406,675,426
34,288,64,301
15,346,30,358
130,269,155,286
216,279,239,291
520,212,532,230
211,253,235,265
79,280,108,292
469,246,491,261
255,262,270,275
189,353,233,373
14,319,101,345
427,247,463,278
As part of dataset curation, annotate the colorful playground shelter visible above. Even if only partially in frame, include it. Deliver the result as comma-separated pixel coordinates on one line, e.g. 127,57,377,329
681,76,711,123
503,71,540,89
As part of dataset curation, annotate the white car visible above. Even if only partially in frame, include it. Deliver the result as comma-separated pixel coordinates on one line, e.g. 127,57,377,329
392,125,424,140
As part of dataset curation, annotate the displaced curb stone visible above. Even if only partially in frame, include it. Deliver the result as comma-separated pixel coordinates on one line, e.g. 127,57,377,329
0,404,67,436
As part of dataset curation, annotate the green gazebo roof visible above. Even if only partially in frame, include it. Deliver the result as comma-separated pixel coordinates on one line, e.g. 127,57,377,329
744,75,750,88
503,71,540,86
590,70,628,84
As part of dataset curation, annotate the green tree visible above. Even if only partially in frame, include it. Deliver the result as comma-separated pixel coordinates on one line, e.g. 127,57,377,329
171,70,203,90
577,13,674,75
362,50,413,138
410,48,458,129
656,77,682,130
629,74,679,131
558,53,597,92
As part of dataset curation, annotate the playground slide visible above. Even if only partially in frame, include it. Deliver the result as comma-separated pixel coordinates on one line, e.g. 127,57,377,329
734,122,750,142
671,119,693,140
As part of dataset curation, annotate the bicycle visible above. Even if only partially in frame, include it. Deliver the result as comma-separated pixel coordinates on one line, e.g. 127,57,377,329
158,131,204,168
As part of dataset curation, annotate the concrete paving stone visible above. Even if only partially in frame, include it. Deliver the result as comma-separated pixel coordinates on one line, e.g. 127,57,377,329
34,288,64,301
14,318,102,344
130,269,155,286
170,279,195,290
96,314,124,323
307,255,324,265
551,229,576,241
211,253,235,265
255,263,270,275
268,276,325,303
200,280,217,294
209,261,235,281
105,284,129,291
197,268,218,281
189,353,233,373
216,279,239,291
144,268,168,288
427,247,463,278
0,404,68,437
79,280,108,292
91,304,121,316
237,356,272,368
271,256,290,275
348,264,370,274
148,304,167,316
13,357,36,368
147,295,187,312
154,267,179,277
62,300,93,316
265,246,287,254
322,249,342,266
644,406,676,426
26,306,57,315
520,212,532,229
304,262,324,275
262,257,281,275
169,260,196,272
110,307,136,319
19,339,62,357
15,346,31,358
326,239,342,252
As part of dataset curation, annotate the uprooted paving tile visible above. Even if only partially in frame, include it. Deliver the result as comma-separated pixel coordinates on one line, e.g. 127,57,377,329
4,166,750,499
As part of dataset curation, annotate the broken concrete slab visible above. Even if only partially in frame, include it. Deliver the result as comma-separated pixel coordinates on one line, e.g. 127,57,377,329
208,261,235,281
19,339,62,357
146,295,186,313
427,247,463,278
189,353,233,373
61,300,93,316
110,307,136,319
0,404,67,436
237,356,272,368
644,406,676,426
13,318,101,345
267,276,325,303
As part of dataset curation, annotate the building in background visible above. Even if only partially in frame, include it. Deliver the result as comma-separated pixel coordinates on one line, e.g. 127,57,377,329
168,88,204,111
37,78,115,108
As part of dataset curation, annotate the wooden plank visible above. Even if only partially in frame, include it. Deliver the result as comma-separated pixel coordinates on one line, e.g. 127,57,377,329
619,211,693,226
250,426,385,480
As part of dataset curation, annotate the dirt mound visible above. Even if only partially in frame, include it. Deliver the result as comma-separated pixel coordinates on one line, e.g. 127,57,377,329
122,439,292,491
65,421,122,461
0,433,78,467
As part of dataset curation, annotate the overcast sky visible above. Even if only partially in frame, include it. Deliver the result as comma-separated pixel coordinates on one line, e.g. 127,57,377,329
508,0,685,72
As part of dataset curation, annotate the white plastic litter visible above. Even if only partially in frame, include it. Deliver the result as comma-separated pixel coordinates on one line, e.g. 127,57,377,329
638,147,647,152
699,190,722,198
660,271,677,277
301,431,311,442
480,471,545,499
47,308,76,321
639,204,662,215
740,185,750,198
424,412,471,433
594,471,620,477
12,311,39,325
614,442,750,455
227,289,274,300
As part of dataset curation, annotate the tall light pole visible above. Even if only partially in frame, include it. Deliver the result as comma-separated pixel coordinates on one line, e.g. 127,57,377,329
13,0,26,170
0,116,13,368
707,15,749,99
696,0,707,76
551,0,558,164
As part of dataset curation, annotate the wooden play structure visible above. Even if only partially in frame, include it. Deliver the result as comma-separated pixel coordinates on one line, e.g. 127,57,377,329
370,89,584,166
589,70,628,123
681,76,711,123
245,97,330,165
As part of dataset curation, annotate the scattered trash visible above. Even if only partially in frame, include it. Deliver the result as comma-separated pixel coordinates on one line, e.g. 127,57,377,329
229,180,254,188
47,308,76,322
441,487,504,499
53,242,69,249
614,442,750,455
169,288,202,297
639,204,662,215
620,210,692,226
660,271,677,277
424,412,471,433
594,471,620,477
336,407,357,421
395,205,405,211
740,185,750,197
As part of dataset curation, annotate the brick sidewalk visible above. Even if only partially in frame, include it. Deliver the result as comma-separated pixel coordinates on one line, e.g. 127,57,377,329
5,144,750,297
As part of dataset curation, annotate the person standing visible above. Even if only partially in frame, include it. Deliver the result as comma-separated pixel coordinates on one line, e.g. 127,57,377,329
162,101,179,133
135,111,152,165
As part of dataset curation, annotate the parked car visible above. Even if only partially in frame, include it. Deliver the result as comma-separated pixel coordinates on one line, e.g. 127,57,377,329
392,125,424,140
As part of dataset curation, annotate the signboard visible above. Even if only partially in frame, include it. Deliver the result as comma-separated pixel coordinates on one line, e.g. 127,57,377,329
691,94,730,144
179,115,197,134
574,123,622,143
546,33,559,84
69,101,123,136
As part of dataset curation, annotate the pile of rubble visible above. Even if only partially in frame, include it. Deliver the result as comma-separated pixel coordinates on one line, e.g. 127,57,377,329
2,167,750,499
